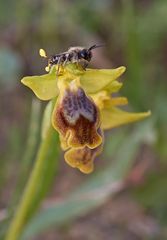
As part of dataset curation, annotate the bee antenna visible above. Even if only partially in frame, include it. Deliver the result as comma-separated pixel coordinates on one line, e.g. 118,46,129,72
88,44,105,51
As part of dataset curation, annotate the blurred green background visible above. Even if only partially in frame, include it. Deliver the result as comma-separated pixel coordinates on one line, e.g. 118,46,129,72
1,0,167,239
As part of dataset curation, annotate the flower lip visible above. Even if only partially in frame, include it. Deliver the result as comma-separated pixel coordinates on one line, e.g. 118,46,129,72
52,85,102,149
64,128,104,174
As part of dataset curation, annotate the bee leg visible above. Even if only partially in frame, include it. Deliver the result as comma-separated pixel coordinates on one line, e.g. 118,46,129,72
83,61,88,70
56,56,63,77
63,60,67,66
62,53,70,67
75,55,80,68
62,58,68,67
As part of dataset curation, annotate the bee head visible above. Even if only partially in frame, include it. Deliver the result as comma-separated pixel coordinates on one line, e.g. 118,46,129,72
79,48,92,62
79,44,104,62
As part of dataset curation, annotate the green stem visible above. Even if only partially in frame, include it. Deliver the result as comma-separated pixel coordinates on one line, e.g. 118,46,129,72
21,99,41,171
5,124,59,240
11,99,41,209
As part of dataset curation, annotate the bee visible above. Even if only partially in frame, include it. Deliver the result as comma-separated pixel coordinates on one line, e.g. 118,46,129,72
39,44,104,73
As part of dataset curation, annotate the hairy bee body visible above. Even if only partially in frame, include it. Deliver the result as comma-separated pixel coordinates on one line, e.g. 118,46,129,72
40,44,103,73
48,44,102,70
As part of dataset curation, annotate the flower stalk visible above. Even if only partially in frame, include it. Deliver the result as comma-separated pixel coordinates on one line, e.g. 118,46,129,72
6,123,59,240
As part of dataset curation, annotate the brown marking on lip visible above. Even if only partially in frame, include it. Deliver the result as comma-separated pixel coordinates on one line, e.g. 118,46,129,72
53,87,102,149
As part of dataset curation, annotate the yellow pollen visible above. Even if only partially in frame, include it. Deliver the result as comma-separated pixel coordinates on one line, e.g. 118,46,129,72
45,66,50,72
39,48,47,58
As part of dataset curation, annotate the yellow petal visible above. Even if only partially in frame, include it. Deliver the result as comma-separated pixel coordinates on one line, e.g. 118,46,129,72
21,72,60,100
91,92,128,110
80,66,126,94
21,65,126,100
104,81,123,93
109,97,128,106
101,107,151,130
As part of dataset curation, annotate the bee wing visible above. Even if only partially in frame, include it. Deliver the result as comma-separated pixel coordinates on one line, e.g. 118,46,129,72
49,52,68,60
55,51,69,57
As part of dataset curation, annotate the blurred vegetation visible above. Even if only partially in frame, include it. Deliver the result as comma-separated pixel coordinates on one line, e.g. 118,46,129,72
0,0,167,239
